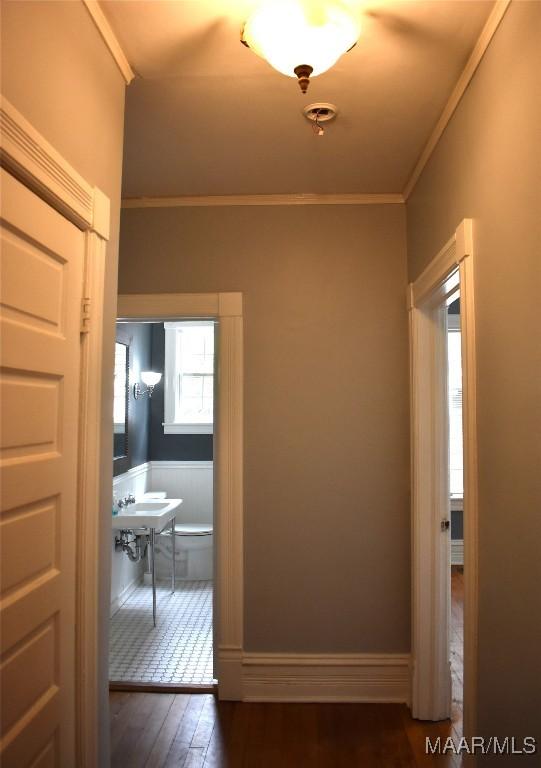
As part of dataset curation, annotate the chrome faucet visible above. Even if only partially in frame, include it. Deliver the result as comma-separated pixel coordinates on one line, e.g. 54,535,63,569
117,494,136,509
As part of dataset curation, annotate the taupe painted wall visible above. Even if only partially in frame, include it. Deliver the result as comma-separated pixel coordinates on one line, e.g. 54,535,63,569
1,2,125,763
119,203,411,652
407,2,541,755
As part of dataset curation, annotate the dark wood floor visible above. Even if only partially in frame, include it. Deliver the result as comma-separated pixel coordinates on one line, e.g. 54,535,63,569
450,567,464,740
110,695,465,767
110,571,465,767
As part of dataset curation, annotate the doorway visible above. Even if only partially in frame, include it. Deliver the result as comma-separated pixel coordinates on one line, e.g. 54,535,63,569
447,293,464,738
409,220,479,737
112,292,245,701
109,319,215,687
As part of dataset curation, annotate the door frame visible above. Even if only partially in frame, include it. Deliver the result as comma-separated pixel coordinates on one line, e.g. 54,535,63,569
1,95,110,767
409,219,478,735
116,293,244,700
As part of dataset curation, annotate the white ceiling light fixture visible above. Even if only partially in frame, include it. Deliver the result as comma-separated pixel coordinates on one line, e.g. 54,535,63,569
241,0,360,93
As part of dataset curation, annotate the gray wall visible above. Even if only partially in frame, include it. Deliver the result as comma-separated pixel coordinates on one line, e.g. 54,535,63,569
406,1,541,756
1,2,126,763
119,203,411,653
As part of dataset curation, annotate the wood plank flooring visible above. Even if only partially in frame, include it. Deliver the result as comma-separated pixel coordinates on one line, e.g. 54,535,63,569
450,567,464,741
111,696,466,767
110,571,465,767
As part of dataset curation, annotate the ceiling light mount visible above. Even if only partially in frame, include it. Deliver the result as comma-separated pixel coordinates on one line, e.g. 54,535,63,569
303,103,338,123
303,102,338,136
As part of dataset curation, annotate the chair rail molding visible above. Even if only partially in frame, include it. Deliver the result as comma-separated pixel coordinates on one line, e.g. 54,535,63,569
117,292,244,701
408,219,478,738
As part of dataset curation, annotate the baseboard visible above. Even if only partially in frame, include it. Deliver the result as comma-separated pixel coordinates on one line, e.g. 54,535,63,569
110,576,142,618
239,653,410,703
451,539,464,566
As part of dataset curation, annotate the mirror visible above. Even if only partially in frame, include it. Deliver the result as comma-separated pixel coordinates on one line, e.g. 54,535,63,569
113,340,129,460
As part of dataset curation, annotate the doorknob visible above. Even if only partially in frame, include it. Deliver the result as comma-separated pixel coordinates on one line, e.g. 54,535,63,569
441,519,450,532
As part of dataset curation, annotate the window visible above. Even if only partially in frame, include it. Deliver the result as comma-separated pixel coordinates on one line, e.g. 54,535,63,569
447,314,463,497
163,321,215,433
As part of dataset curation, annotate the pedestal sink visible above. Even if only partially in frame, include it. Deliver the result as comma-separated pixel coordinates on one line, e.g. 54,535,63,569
112,498,183,626
111,498,182,531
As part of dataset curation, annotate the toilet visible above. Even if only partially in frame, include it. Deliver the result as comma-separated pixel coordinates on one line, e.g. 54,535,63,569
145,491,213,581
171,522,213,581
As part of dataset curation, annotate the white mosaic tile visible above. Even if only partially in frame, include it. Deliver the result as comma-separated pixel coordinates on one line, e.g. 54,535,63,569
109,580,213,685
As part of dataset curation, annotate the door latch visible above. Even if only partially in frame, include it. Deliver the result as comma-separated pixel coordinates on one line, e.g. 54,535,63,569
441,519,450,532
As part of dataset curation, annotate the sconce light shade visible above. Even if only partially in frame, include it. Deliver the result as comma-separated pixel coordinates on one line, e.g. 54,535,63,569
242,0,360,92
141,371,162,387
134,371,162,399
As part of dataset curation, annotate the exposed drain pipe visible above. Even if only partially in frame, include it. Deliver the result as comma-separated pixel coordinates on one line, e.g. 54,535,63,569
115,530,148,563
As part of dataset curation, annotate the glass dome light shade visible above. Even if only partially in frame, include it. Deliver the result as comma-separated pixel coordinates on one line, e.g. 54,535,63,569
141,371,162,387
242,0,360,79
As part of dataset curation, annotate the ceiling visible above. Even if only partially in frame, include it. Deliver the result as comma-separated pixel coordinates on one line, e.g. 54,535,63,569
101,0,494,198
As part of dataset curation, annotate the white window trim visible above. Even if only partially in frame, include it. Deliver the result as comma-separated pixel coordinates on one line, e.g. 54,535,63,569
163,423,213,435
163,320,215,433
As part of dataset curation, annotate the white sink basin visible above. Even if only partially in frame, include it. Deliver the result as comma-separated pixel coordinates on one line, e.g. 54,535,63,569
111,498,183,531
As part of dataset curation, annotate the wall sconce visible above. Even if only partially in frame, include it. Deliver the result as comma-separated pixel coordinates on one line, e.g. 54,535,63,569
241,0,360,93
134,371,162,399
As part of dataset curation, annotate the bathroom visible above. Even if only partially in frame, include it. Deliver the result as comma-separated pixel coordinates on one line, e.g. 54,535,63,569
109,319,215,687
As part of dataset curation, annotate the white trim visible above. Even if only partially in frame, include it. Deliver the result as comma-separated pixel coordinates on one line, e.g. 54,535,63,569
149,460,213,471
118,292,226,319
121,193,404,209
458,231,479,740
450,496,463,512
163,423,213,434
117,293,244,702
403,0,511,199
0,96,109,232
81,0,135,85
0,94,112,767
409,219,478,736
451,540,464,567
241,653,410,703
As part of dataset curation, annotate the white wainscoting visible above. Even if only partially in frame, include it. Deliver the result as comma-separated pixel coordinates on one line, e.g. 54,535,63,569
241,653,411,703
148,461,213,524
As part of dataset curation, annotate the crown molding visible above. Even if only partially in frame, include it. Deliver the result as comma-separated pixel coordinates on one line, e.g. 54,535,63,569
402,0,511,200
121,192,404,208
82,0,135,85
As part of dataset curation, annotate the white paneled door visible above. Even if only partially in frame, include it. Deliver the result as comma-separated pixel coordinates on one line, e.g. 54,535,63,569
0,170,84,767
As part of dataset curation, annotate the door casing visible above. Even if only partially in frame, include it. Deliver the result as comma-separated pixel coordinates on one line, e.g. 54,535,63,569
116,292,244,701
408,219,479,736
0,95,111,767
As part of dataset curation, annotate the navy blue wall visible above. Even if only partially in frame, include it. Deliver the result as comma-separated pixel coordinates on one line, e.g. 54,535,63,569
149,324,213,461
113,322,152,476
